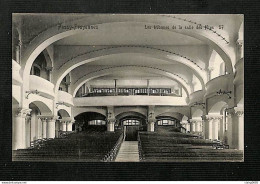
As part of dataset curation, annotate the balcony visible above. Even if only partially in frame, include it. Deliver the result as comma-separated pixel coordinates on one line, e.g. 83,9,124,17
57,90,74,106
74,96,187,107
29,75,55,99
189,90,204,105
205,74,231,97
12,60,23,85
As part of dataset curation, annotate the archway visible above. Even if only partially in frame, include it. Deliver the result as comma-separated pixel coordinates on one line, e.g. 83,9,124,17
28,101,52,147
116,111,146,141
74,111,107,132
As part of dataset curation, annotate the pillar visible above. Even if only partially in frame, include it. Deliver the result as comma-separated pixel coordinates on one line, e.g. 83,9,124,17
195,121,200,132
37,118,42,139
190,121,195,133
55,120,60,137
67,121,73,131
47,117,57,139
107,120,115,132
227,107,244,150
25,116,31,147
147,106,155,132
202,120,206,138
41,118,47,139
203,115,222,140
12,108,31,150
147,121,155,132
219,117,225,142
202,115,213,140
62,121,67,131
212,118,219,140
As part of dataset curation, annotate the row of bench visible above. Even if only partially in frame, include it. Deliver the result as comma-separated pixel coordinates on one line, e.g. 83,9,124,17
138,130,243,162
13,126,123,161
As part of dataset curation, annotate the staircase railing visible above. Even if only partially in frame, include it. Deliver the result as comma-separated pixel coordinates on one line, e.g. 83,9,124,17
102,133,124,162
137,132,144,161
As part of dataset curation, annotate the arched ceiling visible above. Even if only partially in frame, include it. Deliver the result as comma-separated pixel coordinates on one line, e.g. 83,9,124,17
14,14,242,98
18,14,241,85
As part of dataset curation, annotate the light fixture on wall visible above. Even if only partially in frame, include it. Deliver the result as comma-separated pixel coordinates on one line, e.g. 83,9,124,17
191,102,205,109
216,89,232,99
25,90,39,99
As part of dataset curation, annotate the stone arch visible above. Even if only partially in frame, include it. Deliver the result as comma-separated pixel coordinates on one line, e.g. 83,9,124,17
116,111,147,121
208,101,228,114
71,65,191,97
57,109,70,118
114,107,147,118
28,100,52,115
156,112,184,121
155,106,190,118
192,108,203,118
73,107,107,117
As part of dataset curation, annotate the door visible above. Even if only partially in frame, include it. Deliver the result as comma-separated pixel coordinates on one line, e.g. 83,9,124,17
125,126,139,141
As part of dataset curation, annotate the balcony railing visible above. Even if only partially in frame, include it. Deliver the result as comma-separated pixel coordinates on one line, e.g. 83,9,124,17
78,87,181,97
189,90,204,105
29,75,55,99
57,90,74,106
205,74,231,97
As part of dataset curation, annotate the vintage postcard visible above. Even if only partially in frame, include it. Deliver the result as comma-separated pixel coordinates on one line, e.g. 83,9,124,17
12,14,244,162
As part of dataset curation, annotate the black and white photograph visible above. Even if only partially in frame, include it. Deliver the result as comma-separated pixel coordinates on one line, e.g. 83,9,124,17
11,14,244,163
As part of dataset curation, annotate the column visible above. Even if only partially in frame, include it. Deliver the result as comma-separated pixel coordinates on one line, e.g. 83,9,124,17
47,117,57,139
25,116,31,147
147,120,155,132
228,107,244,150
62,121,67,131
202,120,206,138
37,118,42,139
186,122,190,132
67,121,73,131
147,106,155,132
55,120,60,137
202,115,213,140
226,111,233,146
195,121,200,132
107,120,115,132
219,117,225,142
212,118,220,140
41,118,47,139
190,121,195,133
12,108,31,150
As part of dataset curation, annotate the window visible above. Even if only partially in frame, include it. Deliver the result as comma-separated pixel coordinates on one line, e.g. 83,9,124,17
157,119,176,126
88,120,106,125
122,119,140,126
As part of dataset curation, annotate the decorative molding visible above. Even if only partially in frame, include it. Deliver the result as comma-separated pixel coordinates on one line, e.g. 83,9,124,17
15,108,32,118
189,119,202,123
226,107,244,117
